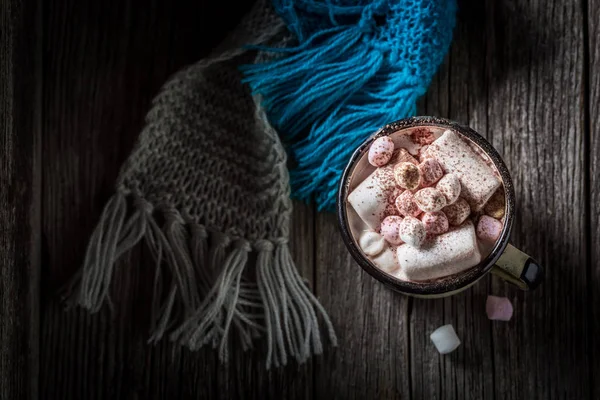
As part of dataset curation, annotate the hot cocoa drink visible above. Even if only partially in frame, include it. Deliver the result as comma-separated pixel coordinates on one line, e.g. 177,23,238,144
346,126,506,282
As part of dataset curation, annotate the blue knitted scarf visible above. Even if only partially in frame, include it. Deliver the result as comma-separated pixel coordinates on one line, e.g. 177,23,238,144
242,0,456,211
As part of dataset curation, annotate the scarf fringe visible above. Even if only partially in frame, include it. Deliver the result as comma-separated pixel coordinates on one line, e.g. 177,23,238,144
67,191,337,368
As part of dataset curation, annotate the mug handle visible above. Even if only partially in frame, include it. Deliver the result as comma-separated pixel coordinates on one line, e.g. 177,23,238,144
491,244,544,290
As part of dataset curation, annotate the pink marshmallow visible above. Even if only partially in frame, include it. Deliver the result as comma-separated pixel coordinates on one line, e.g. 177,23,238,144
380,215,404,245
486,295,513,321
418,158,444,186
421,211,449,235
368,136,395,167
395,190,422,218
476,215,503,242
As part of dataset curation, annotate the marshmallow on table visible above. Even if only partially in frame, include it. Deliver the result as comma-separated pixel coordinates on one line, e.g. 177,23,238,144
395,221,482,281
424,130,501,211
430,324,461,354
348,167,396,230
486,295,513,321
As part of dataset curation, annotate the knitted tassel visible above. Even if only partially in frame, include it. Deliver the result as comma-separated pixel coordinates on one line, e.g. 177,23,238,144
242,0,456,210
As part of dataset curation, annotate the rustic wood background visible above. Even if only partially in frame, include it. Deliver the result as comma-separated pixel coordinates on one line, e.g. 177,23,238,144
1,0,598,398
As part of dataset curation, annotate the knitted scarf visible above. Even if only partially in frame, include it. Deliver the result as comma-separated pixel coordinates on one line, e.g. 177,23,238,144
68,0,455,368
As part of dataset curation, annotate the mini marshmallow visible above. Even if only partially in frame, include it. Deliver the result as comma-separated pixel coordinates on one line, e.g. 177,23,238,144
391,147,419,165
414,187,447,212
395,191,422,218
348,167,397,229
486,295,513,321
371,246,400,273
358,231,386,256
380,215,404,245
476,215,503,242
443,198,471,226
368,136,395,167
484,188,506,219
430,324,461,354
394,162,421,190
398,216,426,247
421,211,449,235
436,173,461,204
418,158,444,186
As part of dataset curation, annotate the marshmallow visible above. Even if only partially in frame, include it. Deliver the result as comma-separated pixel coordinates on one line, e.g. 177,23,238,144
394,162,421,190
484,188,506,219
398,216,426,247
358,231,386,256
443,198,471,226
424,130,501,210
395,190,421,218
380,216,404,245
414,187,447,212
391,147,419,165
486,295,513,321
430,324,461,354
348,167,397,229
371,246,400,273
421,211,449,235
436,173,461,204
418,145,430,161
368,136,395,167
476,215,503,243
395,221,481,281
410,127,436,145
418,158,444,186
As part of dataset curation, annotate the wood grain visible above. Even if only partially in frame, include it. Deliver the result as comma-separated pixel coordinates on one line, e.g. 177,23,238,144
587,0,599,398
40,1,250,398
0,0,41,399
314,211,411,399
486,1,590,399
410,2,495,399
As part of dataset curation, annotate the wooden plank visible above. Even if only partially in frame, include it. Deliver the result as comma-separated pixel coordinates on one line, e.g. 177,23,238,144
314,211,411,399
40,1,249,398
218,201,315,400
0,0,42,399
486,0,590,398
587,0,599,398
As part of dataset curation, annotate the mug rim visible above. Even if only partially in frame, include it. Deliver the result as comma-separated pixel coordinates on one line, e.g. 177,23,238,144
337,116,516,296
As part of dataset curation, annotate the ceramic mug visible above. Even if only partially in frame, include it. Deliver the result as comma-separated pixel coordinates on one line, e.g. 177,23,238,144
337,116,544,298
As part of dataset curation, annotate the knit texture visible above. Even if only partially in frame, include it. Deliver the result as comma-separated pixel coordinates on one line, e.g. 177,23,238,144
68,0,336,369
242,0,457,210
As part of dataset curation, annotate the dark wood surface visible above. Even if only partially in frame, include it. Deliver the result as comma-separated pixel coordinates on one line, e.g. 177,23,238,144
1,0,599,398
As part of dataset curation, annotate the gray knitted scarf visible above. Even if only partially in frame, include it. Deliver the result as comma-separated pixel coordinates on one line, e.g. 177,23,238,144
68,0,337,369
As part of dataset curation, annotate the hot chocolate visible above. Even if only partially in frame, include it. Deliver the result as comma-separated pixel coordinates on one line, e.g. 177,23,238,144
346,126,506,282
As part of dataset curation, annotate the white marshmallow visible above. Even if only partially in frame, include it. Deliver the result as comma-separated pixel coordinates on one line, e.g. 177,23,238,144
371,246,400,273
398,216,426,247
424,130,501,211
348,167,396,230
436,173,461,204
395,221,481,281
358,231,386,256
430,324,461,354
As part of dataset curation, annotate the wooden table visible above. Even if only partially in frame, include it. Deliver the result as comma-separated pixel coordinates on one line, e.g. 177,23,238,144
2,0,598,398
